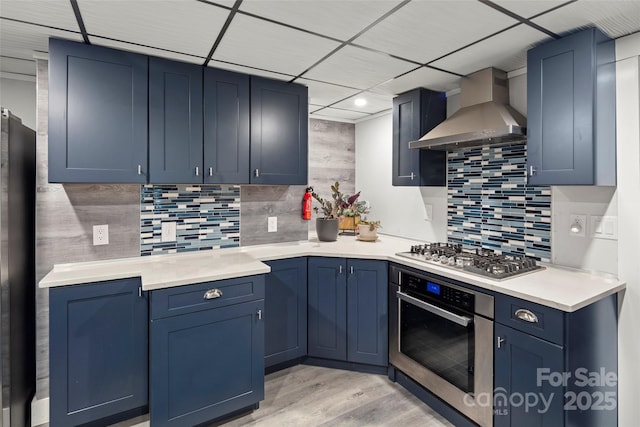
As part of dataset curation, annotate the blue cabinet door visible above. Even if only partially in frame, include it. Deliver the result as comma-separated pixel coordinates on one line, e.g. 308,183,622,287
204,68,250,184
48,38,148,183
347,260,388,366
49,278,148,427
150,299,264,427
250,77,308,185
307,257,347,360
149,57,203,183
527,28,616,185
494,323,564,427
392,89,446,187
264,258,307,368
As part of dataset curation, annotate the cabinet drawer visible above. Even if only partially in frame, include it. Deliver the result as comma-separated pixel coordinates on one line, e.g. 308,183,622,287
495,294,564,345
150,275,265,319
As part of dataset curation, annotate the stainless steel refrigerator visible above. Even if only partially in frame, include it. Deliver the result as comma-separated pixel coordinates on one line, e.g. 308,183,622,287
0,108,36,427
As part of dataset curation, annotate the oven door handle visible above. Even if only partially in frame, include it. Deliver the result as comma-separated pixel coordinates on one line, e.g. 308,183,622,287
396,291,473,327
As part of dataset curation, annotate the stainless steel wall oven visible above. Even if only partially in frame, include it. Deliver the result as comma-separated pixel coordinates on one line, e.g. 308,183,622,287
389,264,494,427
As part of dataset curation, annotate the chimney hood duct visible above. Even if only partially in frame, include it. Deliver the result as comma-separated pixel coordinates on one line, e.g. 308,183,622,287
409,68,526,151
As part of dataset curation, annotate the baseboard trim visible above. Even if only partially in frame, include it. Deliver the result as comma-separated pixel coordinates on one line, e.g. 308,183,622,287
31,397,49,427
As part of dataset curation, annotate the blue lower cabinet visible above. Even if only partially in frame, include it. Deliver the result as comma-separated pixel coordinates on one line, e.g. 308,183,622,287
264,258,307,368
150,299,265,427
308,257,388,366
49,278,148,427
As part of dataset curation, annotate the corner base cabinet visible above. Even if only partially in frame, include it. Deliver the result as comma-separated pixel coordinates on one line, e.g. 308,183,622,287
308,258,388,366
149,275,265,427
49,278,148,427
264,258,307,368
494,293,618,427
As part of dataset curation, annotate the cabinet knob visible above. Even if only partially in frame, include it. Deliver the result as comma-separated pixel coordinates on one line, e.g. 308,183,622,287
410,172,415,180
529,165,536,176
257,309,263,320
350,266,354,275
515,308,539,323
195,166,200,176
137,164,142,175
255,169,260,178
203,288,223,299
497,336,505,349
209,167,213,177
339,265,343,275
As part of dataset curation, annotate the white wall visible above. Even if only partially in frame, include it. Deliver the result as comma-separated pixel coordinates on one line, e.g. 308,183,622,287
0,77,36,129
355,113,447,242
614,32,640,427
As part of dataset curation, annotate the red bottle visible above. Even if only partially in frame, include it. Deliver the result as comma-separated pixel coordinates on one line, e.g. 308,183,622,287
302,187,313,220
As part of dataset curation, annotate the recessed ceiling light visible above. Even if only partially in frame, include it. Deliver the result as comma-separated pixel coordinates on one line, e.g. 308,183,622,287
354,98,367,107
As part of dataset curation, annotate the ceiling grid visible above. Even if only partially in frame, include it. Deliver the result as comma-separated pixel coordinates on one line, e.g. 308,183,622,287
1,0,639,121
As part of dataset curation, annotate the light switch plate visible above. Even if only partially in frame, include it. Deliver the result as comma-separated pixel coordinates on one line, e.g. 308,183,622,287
268,216,277,233
591,215,618,240
161,221,177,242
93,224,109,246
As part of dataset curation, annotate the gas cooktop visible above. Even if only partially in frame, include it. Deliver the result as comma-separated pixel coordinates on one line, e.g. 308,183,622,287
396,243,544,281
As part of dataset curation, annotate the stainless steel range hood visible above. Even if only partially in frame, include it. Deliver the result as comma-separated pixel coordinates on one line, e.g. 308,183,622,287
409,68,526,151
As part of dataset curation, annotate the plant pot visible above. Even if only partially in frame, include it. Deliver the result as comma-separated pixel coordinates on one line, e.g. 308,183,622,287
339,215,360,232
316,218,339,242
357,224,378,241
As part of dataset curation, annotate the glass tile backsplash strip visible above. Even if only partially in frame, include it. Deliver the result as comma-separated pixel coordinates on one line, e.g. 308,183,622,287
447,144,551,262
140,184,240,256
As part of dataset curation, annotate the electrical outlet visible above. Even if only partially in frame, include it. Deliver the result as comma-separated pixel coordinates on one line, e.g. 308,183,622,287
568,214,586,237
268,216,277,233
93,224,109,245
161,221,177,242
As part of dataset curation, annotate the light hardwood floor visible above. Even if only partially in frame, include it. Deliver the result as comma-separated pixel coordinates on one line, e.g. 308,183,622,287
39,365,454,427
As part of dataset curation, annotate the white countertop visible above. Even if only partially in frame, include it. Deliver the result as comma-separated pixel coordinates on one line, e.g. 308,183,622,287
39,234,626,312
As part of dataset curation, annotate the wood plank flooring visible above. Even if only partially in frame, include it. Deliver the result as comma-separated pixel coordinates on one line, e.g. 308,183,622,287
38,365,454,427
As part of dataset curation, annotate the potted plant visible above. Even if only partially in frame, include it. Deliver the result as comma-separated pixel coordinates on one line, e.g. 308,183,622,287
357,219,382,241
312,184,341,242
338,190,369,234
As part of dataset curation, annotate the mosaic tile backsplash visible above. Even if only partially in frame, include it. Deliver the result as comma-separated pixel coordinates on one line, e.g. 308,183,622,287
447,143,551,261
140,184,240,256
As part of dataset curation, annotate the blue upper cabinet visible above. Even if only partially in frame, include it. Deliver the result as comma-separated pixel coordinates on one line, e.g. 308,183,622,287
204,68,250,184
250,77,308,185
49,278,148,427
527,28,616,185
48,38,148,183
392,88,447,186
149,58,203,183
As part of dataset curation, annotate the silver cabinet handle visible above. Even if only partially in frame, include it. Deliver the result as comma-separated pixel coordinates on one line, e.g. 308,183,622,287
396,291,472,327
515,308,538,323
195,166,199,176
209,167,213,176
137,164,142,175
497,336,505,349
204,288,223,299
350,266,354,275
257,309,262,320
339,265,343,274
255,169,260,178
529,165,536,176
410,172,415,180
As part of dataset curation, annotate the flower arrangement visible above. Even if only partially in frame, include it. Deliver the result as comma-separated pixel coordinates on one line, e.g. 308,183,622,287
312,181,369,219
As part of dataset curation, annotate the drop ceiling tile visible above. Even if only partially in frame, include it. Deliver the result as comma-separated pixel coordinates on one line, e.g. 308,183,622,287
0,0,78,32
239,0,404,41
310,107,368,121
372,66,461,96
304,45,415,90
491,0,569,19
0,20,82,59
532,1,640,39
352,1,519,64
208,61,294,81
90,37,206,64
78,0,229,57
331,91,392,114
214,13,341,76
0,56,36,75
297,78,361,107
430,25,552,76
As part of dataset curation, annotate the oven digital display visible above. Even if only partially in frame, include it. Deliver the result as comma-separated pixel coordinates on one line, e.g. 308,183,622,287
426,281,441,295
